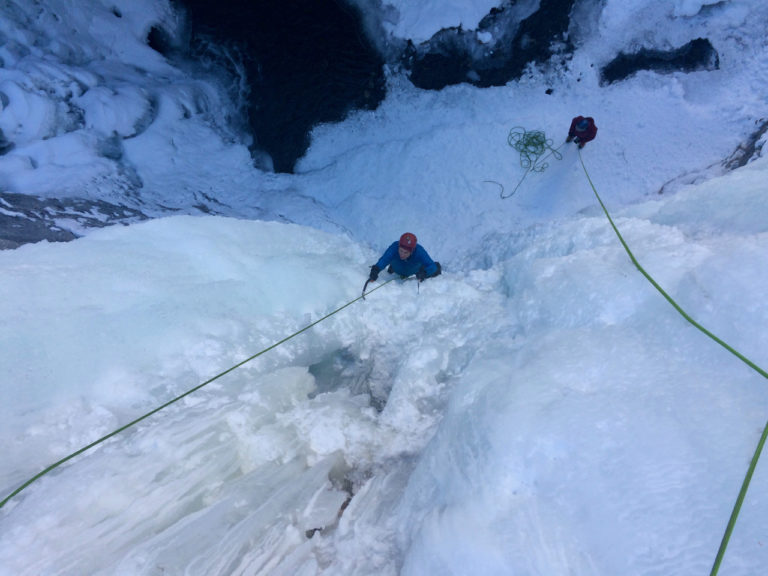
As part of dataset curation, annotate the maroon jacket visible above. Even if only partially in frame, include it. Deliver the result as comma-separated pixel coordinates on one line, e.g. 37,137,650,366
568,116,597,145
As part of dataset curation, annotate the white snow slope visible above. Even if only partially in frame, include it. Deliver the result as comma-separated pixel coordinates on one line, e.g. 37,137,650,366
1,1,768,574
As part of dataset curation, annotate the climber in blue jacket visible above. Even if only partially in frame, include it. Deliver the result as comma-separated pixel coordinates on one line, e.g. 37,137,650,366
368,232,441,283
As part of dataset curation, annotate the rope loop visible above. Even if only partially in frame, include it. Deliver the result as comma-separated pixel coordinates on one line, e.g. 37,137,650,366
507,127,562,173
498,127,564,199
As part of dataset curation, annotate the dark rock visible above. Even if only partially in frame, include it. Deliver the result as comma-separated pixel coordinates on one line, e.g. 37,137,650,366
0,191,148,249
600,38,719,85
407,44,473,91
724,118,768,170
406,0,576,90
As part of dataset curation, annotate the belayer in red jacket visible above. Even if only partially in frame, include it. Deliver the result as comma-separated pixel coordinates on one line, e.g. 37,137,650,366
566,116,597,148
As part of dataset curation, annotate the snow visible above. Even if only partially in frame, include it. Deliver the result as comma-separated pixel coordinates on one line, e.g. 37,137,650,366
375,0,507,44
2,0,768,575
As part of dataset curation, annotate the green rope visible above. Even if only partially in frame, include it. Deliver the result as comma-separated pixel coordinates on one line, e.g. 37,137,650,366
576,149,768,575
500,127,563,199
710,423,768,575
0,278,395,511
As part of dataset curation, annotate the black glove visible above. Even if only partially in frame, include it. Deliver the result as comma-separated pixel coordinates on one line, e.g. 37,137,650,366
566,135,574,143
416,266,427,282
369,265,380,282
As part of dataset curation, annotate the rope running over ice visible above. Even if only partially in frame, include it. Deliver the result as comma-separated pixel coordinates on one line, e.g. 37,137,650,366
0,278,395,510
576,148,768,576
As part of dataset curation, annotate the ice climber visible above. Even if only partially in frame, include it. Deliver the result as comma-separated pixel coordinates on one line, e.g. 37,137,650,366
368,232,441,283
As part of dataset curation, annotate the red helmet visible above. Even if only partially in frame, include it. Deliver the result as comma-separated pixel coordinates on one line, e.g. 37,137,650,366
399,232,417,251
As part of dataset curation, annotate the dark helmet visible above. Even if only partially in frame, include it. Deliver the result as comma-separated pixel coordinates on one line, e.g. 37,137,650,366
576,118,589,131
399,232,417,251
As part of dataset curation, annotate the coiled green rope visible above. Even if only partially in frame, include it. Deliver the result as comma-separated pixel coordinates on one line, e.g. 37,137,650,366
495,127,564,199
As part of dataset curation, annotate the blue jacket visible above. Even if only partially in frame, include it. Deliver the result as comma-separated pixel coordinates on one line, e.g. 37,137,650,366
375,242,439,278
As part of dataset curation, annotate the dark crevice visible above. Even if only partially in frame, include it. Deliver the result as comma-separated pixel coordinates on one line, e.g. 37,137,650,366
147,25,177,56
308,347,381,404
174,0,386,173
